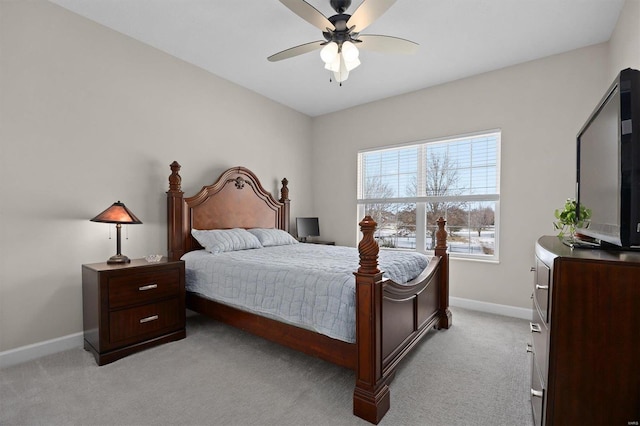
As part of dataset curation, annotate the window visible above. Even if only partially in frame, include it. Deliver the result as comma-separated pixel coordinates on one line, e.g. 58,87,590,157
357,130,500,260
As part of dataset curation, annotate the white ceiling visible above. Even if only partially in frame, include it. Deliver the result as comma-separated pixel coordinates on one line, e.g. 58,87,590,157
49,0,624,117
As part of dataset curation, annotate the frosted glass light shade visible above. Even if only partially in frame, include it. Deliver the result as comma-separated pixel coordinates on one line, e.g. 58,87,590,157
333,69,349,82
320,42,338,64
325,53,341,72
345,57,361,71
334,55,350,82
341,41,359,61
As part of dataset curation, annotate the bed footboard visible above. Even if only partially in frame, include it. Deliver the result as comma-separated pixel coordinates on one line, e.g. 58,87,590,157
353,216,450,424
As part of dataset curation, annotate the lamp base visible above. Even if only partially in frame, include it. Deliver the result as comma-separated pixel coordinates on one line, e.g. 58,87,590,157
107,254,131,264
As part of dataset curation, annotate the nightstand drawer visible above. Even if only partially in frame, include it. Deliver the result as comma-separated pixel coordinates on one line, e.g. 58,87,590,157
109,298,181,344
109,269,180,308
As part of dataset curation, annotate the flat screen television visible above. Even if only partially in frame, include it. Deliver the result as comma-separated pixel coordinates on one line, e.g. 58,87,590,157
576,68,640,248
296,217,320,242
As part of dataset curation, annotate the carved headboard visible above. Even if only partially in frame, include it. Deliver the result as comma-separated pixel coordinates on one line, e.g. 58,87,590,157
167,162,290,261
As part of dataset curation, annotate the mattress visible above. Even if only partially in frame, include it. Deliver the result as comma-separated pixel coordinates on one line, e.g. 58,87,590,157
182,244,430,343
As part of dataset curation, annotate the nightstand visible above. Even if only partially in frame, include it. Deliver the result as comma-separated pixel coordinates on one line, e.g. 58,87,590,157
82,258,185,365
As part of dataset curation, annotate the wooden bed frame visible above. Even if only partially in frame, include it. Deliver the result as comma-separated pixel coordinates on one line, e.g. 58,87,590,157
167,162,452,424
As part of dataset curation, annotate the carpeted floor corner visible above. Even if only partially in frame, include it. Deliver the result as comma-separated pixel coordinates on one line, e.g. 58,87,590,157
0,307,534,426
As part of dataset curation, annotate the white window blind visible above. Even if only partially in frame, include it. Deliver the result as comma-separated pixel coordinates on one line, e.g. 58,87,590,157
357,131,501,261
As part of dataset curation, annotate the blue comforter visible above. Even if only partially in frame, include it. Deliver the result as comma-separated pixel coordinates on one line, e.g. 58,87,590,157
182,244,429,343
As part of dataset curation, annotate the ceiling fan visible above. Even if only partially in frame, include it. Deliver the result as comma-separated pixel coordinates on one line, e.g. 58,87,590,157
268,0,418,84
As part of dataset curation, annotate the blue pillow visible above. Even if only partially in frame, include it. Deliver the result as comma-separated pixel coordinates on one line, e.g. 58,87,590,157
192,228,262,254
247,228,299,247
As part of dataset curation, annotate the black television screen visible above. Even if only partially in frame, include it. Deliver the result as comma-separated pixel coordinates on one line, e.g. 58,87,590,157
296,217,320,241
576,68,640,248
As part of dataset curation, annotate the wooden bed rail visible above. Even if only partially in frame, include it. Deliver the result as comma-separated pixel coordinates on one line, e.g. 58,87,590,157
353,215,451,424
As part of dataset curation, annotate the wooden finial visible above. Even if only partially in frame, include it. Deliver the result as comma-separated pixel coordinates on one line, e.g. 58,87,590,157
358,215,380,274
280,178,289,202
169,161,182,192
436,217,448,250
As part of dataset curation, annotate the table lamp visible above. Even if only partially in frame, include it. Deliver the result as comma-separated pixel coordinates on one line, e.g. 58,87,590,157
90,201,142,264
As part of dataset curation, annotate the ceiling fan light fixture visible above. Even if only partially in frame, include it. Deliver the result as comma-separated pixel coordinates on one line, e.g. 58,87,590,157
325,53,342,72
344,57,360,71
337,54,350,81
320,41,339,64
333,68,349,83
325,62,339,72
341,40,359,61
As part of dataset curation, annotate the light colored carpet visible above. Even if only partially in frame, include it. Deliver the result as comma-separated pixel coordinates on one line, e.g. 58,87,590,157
0,307,534,426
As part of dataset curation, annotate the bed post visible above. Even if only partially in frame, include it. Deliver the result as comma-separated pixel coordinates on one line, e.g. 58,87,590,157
167,161,185,261
353,216,389,424
279,178,290,233
434,217,452,329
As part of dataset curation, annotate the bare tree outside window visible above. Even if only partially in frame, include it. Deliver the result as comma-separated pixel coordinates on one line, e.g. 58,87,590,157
358,132,500,260
363,176,394,235
470,205,495,237
363,176,417,248
404,152,465,249
425,151,465,249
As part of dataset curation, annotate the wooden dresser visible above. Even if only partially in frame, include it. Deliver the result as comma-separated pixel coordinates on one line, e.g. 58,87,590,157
82,258,185,365
529,236,640,426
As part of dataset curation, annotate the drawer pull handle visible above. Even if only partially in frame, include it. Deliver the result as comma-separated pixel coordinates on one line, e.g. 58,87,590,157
530,267,536,272
531,389,543,398
139,284,158,291
139,315,159,324
535,284,549,290
526,343,533,353
530,322,542,333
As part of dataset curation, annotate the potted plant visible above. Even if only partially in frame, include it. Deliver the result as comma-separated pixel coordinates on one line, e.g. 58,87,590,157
553,198,591,238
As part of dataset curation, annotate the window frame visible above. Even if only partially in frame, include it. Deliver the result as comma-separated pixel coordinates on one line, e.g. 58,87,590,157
357,130,501,262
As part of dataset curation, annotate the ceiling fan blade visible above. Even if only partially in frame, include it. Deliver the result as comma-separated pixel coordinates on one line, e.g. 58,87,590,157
357,35,419,54
347,0,397,32
280,0,335,31
268,40,325,62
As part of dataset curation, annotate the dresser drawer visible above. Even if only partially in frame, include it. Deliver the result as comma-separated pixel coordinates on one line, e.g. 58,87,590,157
534,257,550,323
530,352,545,426
108,269,180,308
530,307,548,386
109,298,182,344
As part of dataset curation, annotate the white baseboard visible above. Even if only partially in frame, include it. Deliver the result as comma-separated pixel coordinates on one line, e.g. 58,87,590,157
450,296,533,320
1,299,532,369
0,332,84,369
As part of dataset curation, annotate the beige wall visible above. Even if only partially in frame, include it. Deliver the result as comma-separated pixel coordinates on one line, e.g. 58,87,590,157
609,0,640,76
310,45,610,310
310,0,638,311
0,1,312,352
1,0,637,355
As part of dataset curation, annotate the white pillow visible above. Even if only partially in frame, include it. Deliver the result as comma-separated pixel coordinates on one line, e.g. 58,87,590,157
247,228,298,247
192,228,262,254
